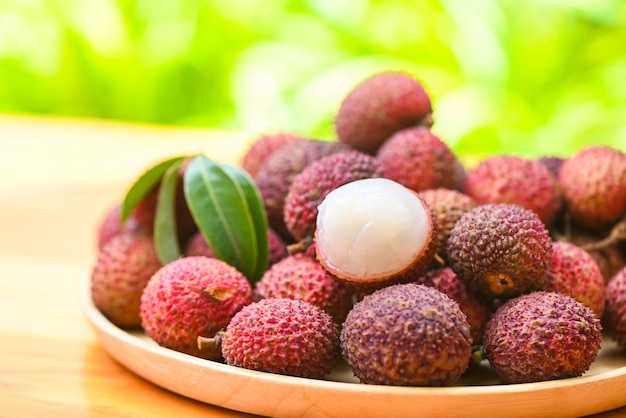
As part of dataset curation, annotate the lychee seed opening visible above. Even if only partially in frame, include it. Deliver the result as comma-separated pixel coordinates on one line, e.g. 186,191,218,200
485,272,514,294
316,178,433,282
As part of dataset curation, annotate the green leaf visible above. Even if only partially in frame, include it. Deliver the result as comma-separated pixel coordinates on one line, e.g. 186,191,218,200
120,155,189,223
184,155,269,283
154,159,186,264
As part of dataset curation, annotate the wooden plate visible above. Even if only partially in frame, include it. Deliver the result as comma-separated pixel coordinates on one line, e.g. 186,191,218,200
81,277,626,418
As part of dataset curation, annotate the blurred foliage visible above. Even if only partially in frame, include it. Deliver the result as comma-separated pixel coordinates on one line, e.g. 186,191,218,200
0,0,625,159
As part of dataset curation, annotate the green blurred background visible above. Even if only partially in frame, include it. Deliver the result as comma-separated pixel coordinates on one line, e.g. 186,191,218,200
1,0,625,159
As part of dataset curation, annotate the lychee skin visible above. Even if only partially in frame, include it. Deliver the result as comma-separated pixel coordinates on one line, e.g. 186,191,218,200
220,298,340,379
447,203,553,298
241,132,304,179
377,126,465,193
463,155,562,227
415,267,493,344
284,150,383,242
341,283,472,386
602,267,626,348
335,71,433,154
91,231,162,328
482,291,602,384
96,203,144,250
558,145,626,231
254,253,355,325
140,256,253,357
544,242,605,318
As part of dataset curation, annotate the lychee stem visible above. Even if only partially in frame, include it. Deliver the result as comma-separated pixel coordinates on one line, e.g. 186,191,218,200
196,333,224,360
287,236,313,255
580,218,626,252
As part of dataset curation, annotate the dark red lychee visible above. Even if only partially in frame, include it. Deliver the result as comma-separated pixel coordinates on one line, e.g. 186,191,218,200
602,267,626,348
241,132,305,179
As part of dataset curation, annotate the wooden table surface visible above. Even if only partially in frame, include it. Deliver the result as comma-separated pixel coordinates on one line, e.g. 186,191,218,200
1,114,625,417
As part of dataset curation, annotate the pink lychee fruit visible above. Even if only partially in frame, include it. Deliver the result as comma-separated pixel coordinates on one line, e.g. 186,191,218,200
602,267,626,348
241,132,305,179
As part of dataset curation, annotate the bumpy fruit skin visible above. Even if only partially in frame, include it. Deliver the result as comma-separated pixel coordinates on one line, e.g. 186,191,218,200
569,228,626,283
241,132,304,179
341,283,472,386
284,150,383,242
544,242,605,318
140,256,252,357
96,203,143,250
254,253,355,324
603,267,626,348
416,267,493,344
558,145,626,231
417,188,477,264
464,155,562,227
220,298,340,378
377,126,465,193
447,203,552,298
335,71,433,154
91,231,162,328
482,291,602,384
255,139,351,241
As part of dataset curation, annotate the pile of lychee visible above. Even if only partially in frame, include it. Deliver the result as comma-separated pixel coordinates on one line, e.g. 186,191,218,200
91,71,626,387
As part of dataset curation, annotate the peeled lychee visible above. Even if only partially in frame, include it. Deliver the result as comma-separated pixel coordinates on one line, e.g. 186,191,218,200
482,291,602,384
254,253,355,324
315,178,437,288
217,298,340,378
602,267,626,348
464,155,562,227
91,231,162,328
377,126,465,193
341,283,472,386
543,241,605,318
447,203,553,298
284,150,383,242
558,145,626,231
241,132,305,179
140,256,253,357
335,71,433,154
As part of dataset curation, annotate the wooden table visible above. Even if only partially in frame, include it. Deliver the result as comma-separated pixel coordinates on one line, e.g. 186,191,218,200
0,114,624,417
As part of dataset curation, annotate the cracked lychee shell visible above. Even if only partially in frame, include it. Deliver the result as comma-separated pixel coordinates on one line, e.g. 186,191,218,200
220,298,340,378
140,256,253,357
447,203,553,298
482,291,602,384
341,283,472,386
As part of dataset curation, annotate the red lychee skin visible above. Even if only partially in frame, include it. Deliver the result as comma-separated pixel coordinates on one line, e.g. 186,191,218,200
415,267,493,344
220,298,340,378
376,126,465,193
335,71,433,154
241,132,305,179
255,139,352,242
341,283,472,386
140,256,253,357
463,155,562,227
91,231,162,328
558,145,626,231
482,291,602,384
254,253,355,325
284,150,384,242
602,267,626,348
96,203,145,250
417,188,477,264
544,242,605,318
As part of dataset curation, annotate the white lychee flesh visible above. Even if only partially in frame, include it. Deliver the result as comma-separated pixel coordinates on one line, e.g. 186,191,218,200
315,178,435,285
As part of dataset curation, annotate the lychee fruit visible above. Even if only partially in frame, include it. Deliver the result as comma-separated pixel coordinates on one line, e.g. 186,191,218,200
254,139,351,241
447,203,553,298
543,241,605,318
241,132,305,179
377,126,465,193
210,298,340,378
558,145,626,231
91,231,162,328
482,291,602,384
417,188,477,264
283,150,383,242
140,256,253,357
341,283,472,386
537,155,566,178
415,267,493,344
335,71,433,154
568,228,626,283
96,202,143,250
315,178,437,289
603,267,626,348
463,155,562,227
254,253,355,325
